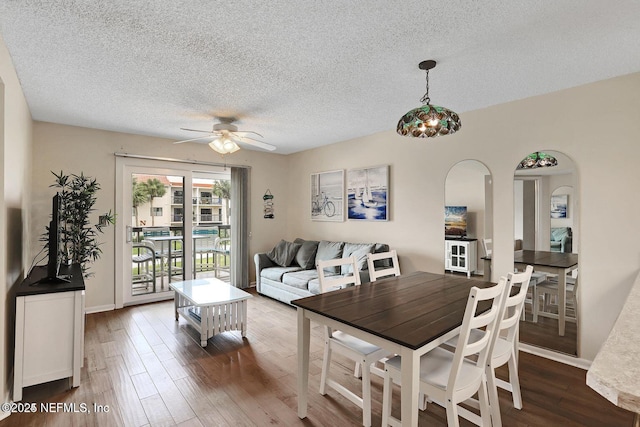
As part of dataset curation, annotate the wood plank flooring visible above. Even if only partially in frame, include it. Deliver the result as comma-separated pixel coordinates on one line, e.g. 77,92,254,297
2,288,633,426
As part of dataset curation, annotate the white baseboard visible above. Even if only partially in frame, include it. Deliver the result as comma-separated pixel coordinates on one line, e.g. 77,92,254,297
519,343,592,370
1,388,12,421
85,304,116,314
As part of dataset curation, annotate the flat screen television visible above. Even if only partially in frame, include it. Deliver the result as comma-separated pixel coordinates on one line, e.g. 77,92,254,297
36,193,69,284
445,206,467,237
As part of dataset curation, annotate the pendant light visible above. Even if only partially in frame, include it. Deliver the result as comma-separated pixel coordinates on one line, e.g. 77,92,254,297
397,60,461,138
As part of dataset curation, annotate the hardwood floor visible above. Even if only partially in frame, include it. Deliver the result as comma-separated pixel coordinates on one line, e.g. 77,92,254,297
519,310,578,356
2,288,633,426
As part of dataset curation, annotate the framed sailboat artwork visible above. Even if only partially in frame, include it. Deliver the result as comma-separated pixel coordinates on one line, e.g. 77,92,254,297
346,165,389,221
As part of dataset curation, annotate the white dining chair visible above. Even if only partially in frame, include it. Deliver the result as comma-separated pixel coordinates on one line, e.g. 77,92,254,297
366,250,400,282
442,266,532,427
381,277,508,427
482,238,492,257
537,271,579,322
316,256,389,427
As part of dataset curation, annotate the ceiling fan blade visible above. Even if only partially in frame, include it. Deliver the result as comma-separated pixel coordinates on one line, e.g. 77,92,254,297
238,137,277,151
173,135,213,144
232,130,264,139
180,127,213,134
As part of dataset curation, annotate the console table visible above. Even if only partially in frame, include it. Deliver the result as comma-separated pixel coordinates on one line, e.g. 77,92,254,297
13,264,85,401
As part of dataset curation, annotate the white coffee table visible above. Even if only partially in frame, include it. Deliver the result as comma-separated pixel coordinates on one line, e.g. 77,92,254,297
169,278,251,347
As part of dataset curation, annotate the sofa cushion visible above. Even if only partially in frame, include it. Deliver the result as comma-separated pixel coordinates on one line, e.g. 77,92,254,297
266,239,302,267
293,238,320,269
342,242,375,274
260,266,304,282
308,274,351,294
282,269,320,290
316,241,345,273
373,243,391,268
551,227,571,241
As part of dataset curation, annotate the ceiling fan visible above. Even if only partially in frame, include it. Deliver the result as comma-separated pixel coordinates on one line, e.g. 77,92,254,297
174,119,276,154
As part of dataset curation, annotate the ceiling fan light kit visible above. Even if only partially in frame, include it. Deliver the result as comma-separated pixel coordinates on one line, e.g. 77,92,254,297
397,60,461,138
173,118,276,154
209,137,240,155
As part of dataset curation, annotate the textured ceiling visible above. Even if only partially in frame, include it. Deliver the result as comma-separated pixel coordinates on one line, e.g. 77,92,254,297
1,1,640,154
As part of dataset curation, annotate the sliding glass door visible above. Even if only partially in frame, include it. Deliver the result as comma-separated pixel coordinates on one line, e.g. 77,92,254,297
115,157,231,307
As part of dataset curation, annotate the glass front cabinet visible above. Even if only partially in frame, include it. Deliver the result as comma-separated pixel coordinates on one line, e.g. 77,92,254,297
445,238,478,278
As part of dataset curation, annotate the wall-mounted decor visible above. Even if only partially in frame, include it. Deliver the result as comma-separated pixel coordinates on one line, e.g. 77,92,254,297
311,170,344,222
347,165,389,221
551,194,568,218
263,189,274,219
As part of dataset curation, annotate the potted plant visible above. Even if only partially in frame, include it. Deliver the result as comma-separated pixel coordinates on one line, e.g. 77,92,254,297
48,170,114,277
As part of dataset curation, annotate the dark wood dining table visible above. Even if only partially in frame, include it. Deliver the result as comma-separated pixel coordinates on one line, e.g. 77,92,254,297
514,250,578,336
292,271,494,427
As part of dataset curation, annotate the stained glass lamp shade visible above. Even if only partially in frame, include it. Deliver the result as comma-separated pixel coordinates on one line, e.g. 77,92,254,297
517,152,558,169
397,60,461,138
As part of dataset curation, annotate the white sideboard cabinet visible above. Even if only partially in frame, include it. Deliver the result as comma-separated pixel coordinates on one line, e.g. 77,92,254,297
13,264,85,402
445,238,478,278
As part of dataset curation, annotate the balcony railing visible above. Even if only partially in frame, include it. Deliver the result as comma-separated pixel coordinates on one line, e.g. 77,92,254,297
172,196,223,205
196,214,222,222
195,197,222,205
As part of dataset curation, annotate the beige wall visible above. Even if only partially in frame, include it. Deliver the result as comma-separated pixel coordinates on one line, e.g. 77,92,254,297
1,34,32,408
31,122,290,309
15,51,640,362
286,72,640,360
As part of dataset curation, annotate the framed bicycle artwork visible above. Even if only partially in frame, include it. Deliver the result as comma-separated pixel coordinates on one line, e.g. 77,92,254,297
311,170,344,221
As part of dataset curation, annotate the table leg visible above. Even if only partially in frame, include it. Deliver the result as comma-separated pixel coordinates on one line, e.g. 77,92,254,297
634,412,639,427
241,300,247,337
558,269,566,336
200,306,208,347
483,258,491,281
400,346,420,427
174,294,179,321
297,308,310,419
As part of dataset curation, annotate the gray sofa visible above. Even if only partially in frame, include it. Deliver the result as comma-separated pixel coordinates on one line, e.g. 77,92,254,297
550,227,572,252
254,238,390,305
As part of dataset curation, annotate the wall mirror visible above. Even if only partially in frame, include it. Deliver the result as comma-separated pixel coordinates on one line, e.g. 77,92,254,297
514,150,578,356
444,160,492,278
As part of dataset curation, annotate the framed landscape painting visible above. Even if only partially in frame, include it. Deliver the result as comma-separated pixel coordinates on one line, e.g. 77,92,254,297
311,170,344,221
347,165,389,221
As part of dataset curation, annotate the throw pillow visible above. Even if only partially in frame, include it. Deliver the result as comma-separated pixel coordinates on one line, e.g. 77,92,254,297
294,238,319,269
316,241,345,273
342,242,375,274
266,240,302,267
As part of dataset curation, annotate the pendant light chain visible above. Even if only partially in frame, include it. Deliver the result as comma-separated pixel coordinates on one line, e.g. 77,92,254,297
420,69,431,105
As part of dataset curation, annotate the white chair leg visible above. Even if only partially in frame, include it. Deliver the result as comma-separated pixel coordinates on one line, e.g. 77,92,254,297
381,368,393,427
477,378,493,427
445,399,461,427
486,367,503,427
532,285,538,323
354,361,362,378
361,359,372,427
508,351,523,409
319,339,331,395
418,392,429,411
